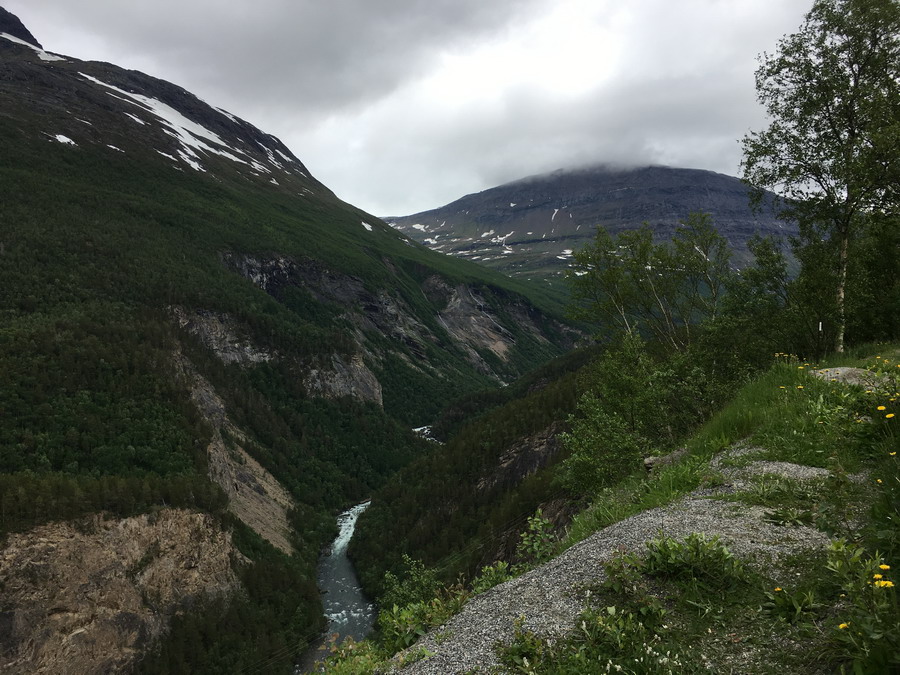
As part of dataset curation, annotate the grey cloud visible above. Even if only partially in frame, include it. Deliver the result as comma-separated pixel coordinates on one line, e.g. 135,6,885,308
4,0,812,216
6,0,543,119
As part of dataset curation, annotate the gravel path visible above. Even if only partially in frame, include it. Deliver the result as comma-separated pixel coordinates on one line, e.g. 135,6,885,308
392,456,831,674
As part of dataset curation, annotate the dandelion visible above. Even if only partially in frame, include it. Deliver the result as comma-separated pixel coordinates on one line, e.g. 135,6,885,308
890,452,897,456
797,385,804,390
887,413,895,419
779,386,786,389
878,406,887,411
874,574,883,580
880,564,891,570
774,587,782,592
877,479,883,484
798,366,805,370
838,623,850,630
875,580,895,588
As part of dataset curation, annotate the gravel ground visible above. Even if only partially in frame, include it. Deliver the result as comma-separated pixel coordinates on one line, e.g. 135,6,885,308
391,454,832,674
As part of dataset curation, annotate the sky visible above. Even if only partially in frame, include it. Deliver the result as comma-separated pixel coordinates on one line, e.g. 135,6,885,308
5,0,812,216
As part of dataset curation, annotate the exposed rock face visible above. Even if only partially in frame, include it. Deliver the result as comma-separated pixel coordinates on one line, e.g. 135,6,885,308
171,306,273,365
303,352,383,407
477,424,563,494
178,356,296,554
0,509,241,675
227,253,435,362
225,252,572,384
425,276,514,371
0,8,42,48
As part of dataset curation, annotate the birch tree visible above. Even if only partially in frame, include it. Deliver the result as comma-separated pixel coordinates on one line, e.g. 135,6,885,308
741,0,900,353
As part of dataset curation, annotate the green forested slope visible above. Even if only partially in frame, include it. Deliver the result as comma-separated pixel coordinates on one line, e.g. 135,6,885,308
0,30,576,672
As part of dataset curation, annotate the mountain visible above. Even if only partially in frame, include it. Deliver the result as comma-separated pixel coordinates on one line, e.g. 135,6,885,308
387,165,795,281
0,11,577,674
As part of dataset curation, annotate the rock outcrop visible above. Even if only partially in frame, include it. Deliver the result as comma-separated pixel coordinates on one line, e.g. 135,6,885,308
303,352,384,407
171,306,274,365
178,355,297,554
476,423,563,494
225,252,573,385
0,509,242,675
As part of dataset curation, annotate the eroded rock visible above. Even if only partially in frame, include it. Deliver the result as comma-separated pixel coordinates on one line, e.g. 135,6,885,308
0,510,241,675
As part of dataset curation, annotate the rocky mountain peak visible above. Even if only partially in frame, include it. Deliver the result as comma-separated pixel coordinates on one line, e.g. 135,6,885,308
0,7,42,48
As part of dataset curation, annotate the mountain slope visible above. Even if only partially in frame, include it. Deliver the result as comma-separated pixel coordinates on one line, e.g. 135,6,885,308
388,165,794,281
0,11,577,673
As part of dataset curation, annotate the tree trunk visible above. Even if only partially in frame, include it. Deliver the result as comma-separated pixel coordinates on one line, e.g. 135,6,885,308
835,228,849,353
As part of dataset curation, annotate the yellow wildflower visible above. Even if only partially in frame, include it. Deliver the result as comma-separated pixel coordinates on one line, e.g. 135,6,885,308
874,574,883,580
878,406,887,411
875,580,894,588
887,413,895,419
797,385,804,390
774,587,782,592
880,565,890,570
838,623,849,630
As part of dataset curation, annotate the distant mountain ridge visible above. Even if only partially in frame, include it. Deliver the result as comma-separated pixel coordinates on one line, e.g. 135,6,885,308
388,165,795,281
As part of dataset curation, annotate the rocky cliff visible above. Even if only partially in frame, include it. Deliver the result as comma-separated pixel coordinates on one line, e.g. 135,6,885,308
0,510,242,675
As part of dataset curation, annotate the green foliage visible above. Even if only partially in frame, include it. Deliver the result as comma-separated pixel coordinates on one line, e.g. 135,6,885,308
471,561,513,595
741,0,900,352
513,509,557,569
826,540,900,672
138,521,324,675
639,533,748,598
499,606,689,675
0,473,227,536
558,398,646,495
377,586,470,654
558,333,729,498
315,637,388,675
763,586,821,625
567,213,732,352
351,356,584,595
380,555,442,611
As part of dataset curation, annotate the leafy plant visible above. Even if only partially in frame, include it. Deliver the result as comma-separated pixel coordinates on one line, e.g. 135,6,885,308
471,560,513,595
514,509,557,569
764,506,815,527
762,586,821,624
640,533,747,595
826,540,899,672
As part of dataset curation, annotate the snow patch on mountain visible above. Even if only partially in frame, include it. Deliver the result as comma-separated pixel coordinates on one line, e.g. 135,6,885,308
79,72,270,175
49,134,75,145
0,32,65,61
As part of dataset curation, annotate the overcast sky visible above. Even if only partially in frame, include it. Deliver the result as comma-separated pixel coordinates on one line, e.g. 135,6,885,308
6,0,811,216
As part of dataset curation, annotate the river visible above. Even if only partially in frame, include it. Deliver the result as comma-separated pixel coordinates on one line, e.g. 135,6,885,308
298,501,376,672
